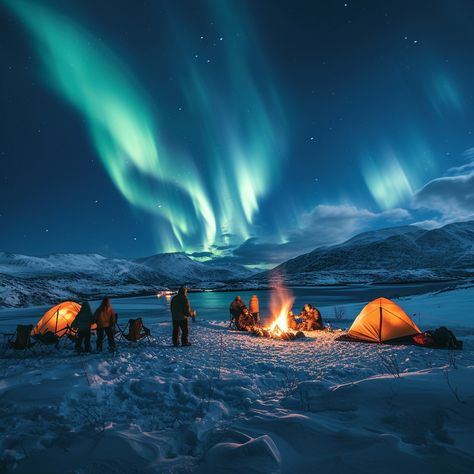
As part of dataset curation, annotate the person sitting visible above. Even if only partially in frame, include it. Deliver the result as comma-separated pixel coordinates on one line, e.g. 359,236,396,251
73,301,95,353
249,294,260,325
238,307,255,331
229,296,245,329
287,310,299,330
300,304,324,331
94,296,117,353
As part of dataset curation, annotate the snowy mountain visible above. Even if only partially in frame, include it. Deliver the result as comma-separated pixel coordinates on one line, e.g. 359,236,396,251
259,221,474,284
135,252,255,283
0,251,255,308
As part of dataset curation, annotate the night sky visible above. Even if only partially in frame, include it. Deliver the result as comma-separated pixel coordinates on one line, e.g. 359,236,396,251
1,0,474,267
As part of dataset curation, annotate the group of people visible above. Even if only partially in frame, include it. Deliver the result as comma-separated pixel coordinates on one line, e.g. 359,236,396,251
72,290,325,352
287,304,324,331
229,295,260,331
73,297,117,353
73,287,195,352
229,296,324,332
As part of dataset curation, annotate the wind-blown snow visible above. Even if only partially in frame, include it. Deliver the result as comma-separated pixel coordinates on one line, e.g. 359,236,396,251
1,287,473,473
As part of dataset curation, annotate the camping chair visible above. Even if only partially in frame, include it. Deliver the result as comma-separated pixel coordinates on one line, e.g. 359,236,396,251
33,330,60,350
116,318,152,344
34,323,78,350
2,324,36,356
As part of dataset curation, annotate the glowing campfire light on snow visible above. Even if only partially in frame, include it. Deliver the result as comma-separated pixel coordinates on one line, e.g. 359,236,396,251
267,282,295,337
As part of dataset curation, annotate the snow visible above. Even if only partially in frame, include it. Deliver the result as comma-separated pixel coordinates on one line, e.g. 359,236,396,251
1,287,474,473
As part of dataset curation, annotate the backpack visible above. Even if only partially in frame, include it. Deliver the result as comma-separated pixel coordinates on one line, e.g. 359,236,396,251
413,332,436,347
431,326,458,349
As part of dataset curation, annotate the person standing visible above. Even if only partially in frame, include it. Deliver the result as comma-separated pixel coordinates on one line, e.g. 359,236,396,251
94,296,117,352
170,287,193,347
249,294,260,325
73,301,95,353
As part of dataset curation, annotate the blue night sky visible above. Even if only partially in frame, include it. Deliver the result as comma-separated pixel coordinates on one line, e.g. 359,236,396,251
1,0,474,266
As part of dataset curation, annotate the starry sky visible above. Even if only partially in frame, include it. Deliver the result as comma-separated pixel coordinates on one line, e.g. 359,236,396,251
1,0,474,267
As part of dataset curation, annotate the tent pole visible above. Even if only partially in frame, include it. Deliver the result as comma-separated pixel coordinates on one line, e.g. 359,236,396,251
379,300,383,343
55,309,59,334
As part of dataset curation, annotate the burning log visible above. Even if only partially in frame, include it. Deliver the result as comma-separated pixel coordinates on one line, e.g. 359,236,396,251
252,326,305,340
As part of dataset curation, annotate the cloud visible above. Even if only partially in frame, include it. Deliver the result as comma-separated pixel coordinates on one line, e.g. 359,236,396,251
413,172,474,222
229,205,411,266
188,251,214,258
288,205,410,247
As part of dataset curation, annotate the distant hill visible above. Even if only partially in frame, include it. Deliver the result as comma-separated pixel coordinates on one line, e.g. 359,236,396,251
2,221,473,307
0,251,256,308
134,252,256,283
257,221,474,284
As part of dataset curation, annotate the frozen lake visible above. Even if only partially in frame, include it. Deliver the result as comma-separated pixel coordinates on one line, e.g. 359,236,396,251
0,281,470,330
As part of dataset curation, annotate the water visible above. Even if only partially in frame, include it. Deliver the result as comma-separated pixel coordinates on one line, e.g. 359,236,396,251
0,281,462,331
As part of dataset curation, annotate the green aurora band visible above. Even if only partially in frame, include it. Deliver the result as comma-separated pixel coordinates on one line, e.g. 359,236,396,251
6,0,286,253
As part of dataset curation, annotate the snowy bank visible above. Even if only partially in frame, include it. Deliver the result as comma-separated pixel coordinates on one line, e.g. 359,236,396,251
1,289,474,473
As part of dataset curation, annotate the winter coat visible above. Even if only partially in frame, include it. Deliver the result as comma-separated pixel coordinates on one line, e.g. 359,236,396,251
171,292,192,321
72,302,95,330
238,308,254,331
230,300,245,318
94,305,116,328
249,295,259,314
301,307,323,330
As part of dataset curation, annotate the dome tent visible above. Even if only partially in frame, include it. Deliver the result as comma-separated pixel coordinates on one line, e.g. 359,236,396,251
32,301,81,337
347,297,421,343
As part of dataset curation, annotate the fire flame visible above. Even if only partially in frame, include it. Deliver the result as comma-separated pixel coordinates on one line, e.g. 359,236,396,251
268,282,294,335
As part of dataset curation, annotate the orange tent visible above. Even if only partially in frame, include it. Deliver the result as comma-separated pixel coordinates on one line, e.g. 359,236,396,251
348,297,421,343
32,301,81,336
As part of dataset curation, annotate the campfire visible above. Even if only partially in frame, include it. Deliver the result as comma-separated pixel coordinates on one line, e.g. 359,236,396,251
254,282,304,340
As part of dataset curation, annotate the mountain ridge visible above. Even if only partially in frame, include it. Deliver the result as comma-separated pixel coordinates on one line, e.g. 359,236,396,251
256,221,474,284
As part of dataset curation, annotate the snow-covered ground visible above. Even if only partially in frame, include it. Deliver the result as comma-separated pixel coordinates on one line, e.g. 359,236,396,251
1,287,474,473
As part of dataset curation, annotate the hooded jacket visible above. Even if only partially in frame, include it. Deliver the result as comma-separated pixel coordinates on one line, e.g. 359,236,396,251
94,304,115,328
170,289,192,321
249,295,259,314
72,301,95,331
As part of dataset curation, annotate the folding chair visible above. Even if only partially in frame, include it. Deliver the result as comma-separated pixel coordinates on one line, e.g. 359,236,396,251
33,330,60,350
116,318,152,344
2,324,36,356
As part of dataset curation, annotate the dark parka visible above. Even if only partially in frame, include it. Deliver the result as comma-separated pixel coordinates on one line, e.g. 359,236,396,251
170,288,192,321
229,298,245,319
72,301,95,330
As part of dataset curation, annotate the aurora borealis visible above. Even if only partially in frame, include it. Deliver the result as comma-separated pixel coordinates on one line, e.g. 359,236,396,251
1,0,474,266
